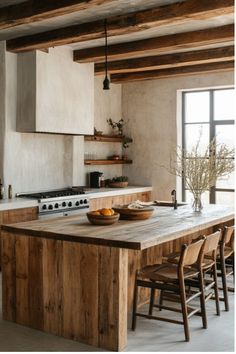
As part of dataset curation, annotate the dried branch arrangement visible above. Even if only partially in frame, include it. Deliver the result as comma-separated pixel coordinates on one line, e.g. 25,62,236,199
168,137,234,209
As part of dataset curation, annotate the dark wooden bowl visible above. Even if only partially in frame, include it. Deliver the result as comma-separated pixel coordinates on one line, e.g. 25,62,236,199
113,205,154,220
86,212,120,225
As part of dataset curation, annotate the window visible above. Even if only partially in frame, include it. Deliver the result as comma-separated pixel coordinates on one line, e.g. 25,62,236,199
182,88,235,205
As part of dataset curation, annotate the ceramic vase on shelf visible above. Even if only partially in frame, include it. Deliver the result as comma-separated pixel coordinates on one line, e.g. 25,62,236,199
191,191,203,212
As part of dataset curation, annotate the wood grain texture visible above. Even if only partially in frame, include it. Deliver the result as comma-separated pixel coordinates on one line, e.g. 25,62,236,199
110,61,234,83
89,191,151,211
84,135,132,143
2,205,234,251
74,25,234,63
6,0,234,52
84,159,132,165
15,235,29,326
1,232,16,322
0,0,112,30
0,207,38,267
95,46,234,74
1,235,128,351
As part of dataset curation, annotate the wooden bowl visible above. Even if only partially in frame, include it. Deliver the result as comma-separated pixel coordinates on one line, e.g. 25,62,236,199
113,205,154,220
86,212,120,225
109,181,128,188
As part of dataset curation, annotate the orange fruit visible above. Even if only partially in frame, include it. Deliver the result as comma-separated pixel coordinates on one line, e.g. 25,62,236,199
100,208,112,216
91,210,101,215
109,209,115,215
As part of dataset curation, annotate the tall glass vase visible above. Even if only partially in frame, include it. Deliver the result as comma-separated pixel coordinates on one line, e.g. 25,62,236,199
192,191,203,212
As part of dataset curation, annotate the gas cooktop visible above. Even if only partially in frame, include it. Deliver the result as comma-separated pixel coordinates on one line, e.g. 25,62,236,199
17,187,85,200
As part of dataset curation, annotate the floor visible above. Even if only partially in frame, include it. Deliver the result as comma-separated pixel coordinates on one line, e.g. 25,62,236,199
0,273,234,352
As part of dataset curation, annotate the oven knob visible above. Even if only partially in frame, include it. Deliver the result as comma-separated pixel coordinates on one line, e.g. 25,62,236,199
84,199,88,204
55,203,59,208
62,202,67,207
48,204,53,210
75,201,80,206
68,202,72,207
42,204,47,210
80,200,84,204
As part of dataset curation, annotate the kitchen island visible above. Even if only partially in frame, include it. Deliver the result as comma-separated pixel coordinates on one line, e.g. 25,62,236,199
1,204,234,351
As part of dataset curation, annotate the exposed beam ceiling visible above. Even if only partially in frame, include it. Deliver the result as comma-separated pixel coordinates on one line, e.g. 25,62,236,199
6,0,234,53
110,61,234,83
0,0,113,30
95,46,234,74
74,24,234,63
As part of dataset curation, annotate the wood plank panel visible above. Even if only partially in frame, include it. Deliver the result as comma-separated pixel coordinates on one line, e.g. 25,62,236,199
6,0,234,53
110,61,234,83
74,24,234,63
0,0,112,30
28,236,44,330
78,244,99,346
89,191,151,211
98,246,128,351
15,235,29,326
43,239,63,336
0,207,38,267
95,46,235,74
1,232,16,321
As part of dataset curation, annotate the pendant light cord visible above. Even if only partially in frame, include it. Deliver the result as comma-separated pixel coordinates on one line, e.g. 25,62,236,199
104,19,108,77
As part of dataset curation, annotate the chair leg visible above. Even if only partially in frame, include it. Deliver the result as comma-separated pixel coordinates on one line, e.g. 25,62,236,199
159,290,163,311
179,277,190,342
132,279,138,330
212,263,220,316
198,270,207,329
221,256,229,311
149,288,155,315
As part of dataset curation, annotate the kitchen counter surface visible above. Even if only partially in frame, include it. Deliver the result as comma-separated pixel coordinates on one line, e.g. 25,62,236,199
2,204,234,250
0,197,38,211
0,185,152,211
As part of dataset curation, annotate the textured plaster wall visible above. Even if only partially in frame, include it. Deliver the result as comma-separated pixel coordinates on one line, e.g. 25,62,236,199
0,45,122,194
0,42,5,182
122,71,234,201
85,76,123,183
3,49,74,193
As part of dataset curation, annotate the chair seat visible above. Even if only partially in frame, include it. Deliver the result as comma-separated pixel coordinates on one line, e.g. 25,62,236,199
217,246,234,260
138,263,199,282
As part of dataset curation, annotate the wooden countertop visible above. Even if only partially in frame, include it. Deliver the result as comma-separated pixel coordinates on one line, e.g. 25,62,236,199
2,204,234,250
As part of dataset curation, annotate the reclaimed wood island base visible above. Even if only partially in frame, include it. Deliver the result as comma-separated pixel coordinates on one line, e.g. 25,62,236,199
1,205,234,351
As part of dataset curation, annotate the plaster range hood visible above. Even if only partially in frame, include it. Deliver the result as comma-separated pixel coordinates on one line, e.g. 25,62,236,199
17,47,94,135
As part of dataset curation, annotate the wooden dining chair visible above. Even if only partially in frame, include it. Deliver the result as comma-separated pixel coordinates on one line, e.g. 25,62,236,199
132,237,206,342
163,231,221,319
217,225,234,311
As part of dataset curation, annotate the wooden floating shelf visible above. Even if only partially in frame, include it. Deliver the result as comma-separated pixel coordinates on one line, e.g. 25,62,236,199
84,135,132,143
84,159,132,165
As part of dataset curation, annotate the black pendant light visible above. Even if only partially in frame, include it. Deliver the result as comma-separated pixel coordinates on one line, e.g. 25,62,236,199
103,19,110,90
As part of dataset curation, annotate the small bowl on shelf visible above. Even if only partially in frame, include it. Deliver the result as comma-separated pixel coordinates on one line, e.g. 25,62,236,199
86,211,120,225
109,181,128,188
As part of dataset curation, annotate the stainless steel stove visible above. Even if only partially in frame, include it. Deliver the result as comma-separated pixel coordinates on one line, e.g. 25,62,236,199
17,188,90,218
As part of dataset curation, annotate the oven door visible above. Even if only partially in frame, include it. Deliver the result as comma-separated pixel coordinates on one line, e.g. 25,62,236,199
38,207,89,219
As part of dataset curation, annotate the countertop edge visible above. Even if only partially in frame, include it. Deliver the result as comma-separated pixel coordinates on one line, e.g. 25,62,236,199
0,186,152,212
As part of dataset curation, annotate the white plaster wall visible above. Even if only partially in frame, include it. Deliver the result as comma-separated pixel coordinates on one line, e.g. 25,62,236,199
0,42,5,182
17,47,94,135
122,71,234,201
3,49,75,193
85,76,123,183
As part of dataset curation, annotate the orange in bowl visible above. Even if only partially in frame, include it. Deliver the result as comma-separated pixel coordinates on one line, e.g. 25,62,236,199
87,211,120,225
100,208,113,216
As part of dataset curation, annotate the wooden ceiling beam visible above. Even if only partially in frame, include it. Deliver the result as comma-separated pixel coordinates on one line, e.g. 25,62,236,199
74,24,234,63
0,0,112,30
6,0,234,53
110,61,234,83
95,46,234,74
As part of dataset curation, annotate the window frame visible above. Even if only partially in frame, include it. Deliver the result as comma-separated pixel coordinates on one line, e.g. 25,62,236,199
182,87,235,204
